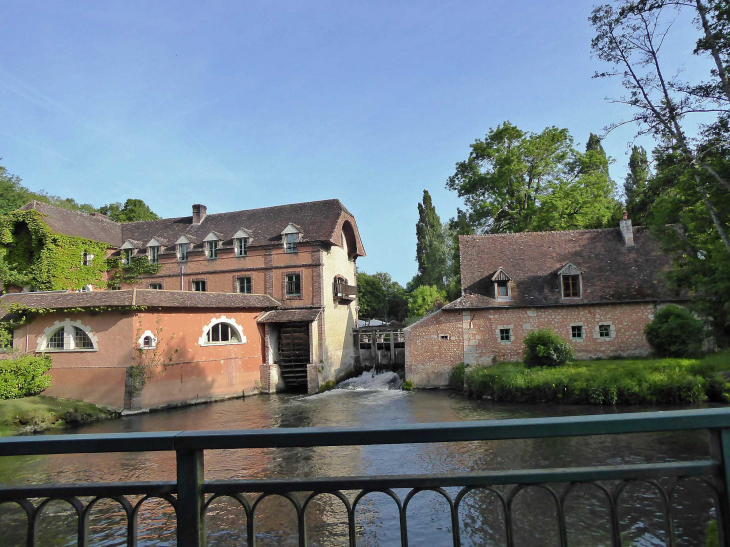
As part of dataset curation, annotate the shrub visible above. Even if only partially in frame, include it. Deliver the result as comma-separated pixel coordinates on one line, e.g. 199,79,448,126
644,305,705,358
402,379,414,391
523,329,573,368
0,354,52,399
448,363,466,391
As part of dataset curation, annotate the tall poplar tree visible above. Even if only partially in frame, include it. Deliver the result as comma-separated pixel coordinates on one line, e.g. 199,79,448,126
624,145,651,223
414,190,449,289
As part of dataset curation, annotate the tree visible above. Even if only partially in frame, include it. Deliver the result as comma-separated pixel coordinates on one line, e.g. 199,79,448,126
406,285,447,318
373,272,409,322
445,209,473,300
356,272,388,320
414,190,449,289
99,199,159,222
624,145,652,222
590,1,730,251
446,123,621,233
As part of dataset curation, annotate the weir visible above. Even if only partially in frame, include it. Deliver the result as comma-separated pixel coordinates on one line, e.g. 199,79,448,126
2,408,730,545
353,327,405,372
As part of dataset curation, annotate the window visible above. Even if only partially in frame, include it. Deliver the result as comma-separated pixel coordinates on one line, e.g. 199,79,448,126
236,238,247,257
286,273,301,296
39,320,97,352
599,324,612,339
497,284,508,296
440,334,450,341
205,322,242,344
149,246,159,264
138,330,157,349
74,327,94,349
82,251,94,266
80,285,93,292
571,325,583,339
237,277,252,294
123,249,133,266
207,241,218,259
142,336,154,348
149,283,163,290
178,243,189,262
192,280,207,292
562,274,581,298
285,233,298,253
48,329,65,349
499,328,511,342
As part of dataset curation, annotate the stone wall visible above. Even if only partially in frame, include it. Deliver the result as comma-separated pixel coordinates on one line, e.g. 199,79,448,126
405,302,657,387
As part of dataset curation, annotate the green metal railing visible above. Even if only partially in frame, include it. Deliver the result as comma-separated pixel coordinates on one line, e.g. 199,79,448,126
1,407,730,545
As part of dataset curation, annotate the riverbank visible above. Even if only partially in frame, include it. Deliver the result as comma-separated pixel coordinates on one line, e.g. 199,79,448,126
456,351,730,405
0,395,118,436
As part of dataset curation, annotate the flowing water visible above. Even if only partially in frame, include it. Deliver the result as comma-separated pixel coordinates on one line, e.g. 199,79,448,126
0,376,721,546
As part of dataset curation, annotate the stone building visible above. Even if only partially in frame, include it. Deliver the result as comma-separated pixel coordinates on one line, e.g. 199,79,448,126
3,199,365,406
405,217,687,387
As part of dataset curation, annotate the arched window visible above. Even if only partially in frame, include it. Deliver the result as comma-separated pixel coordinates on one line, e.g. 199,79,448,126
143,336,154,348
138,330,158,350
199,317,246,346
38,319,98,352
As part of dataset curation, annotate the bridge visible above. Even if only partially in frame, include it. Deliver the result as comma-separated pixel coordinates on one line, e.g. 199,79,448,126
1,408,730,545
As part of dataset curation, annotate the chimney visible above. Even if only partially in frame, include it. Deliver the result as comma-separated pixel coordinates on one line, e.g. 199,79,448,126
620,211,634,247
192,204,207,224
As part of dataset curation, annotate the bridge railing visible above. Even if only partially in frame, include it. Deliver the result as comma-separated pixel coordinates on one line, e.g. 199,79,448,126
2,408,730,546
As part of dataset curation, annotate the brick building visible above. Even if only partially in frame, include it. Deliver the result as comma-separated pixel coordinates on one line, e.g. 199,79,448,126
405,217,687,387
4,199,365,406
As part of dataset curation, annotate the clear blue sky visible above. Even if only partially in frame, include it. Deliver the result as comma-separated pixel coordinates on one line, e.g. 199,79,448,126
0,1,708,285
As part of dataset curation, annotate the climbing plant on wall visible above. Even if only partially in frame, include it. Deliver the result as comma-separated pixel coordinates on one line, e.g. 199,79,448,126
0,209,161,292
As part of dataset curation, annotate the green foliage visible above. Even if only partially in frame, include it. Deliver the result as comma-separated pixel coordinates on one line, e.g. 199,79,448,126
357,271,408,321
463,351,730,405
446,122,621,234
414,190,450,289
706,519,719,547
0,163,96,216
624,145,651,223
448,363,466,391
523,329,574,368
445,209,473,300
407,285,447,318
107,256,162,289
317,380,337,393
98,199,159,222
644,305,706,358
0,354,52,400
402,379,414,391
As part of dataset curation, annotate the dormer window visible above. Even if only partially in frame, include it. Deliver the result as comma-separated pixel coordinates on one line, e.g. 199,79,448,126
175,235,192,262
178,243,189,262
491,268,511,301
120,241,137,266
233,229,251,257
558,263,583,299
281,224,301,253
207,240,218,259
82,251,94,266
149,245,159,264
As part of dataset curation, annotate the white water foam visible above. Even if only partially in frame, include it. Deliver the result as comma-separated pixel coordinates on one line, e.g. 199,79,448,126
335,371,403,391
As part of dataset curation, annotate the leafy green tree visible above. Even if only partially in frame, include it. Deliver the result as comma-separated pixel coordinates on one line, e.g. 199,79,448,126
373,272,408,322
447,123,620,233
99,199,159,222
624,145,651,223
356,272,388,319
414,190,449,288
407,285,447,318
445,209,473,300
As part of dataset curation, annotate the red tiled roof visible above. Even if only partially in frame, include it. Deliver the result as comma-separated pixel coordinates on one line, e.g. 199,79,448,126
0,289,280,312
451,227,681,309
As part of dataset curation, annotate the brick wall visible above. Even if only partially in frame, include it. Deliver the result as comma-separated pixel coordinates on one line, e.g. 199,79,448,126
405,302,657,387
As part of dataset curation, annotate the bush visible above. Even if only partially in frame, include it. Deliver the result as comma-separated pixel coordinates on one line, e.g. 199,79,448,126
645,305,705,358
448,363,466,391
523,329,573,368
402,379,414,391
0,354,52,399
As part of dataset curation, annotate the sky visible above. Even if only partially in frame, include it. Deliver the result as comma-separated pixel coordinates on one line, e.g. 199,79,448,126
0,1,712,285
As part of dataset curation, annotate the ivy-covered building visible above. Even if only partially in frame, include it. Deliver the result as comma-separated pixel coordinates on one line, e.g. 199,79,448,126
0,199,365,407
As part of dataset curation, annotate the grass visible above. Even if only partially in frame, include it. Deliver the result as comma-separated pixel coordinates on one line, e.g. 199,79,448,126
0,395,117,436
459,351,730,405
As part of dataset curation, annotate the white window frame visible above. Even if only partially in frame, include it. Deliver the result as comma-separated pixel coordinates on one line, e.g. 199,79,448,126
178,243,189,262
199,316,247,347
37,319,98,353
149,245,159,264
82,251,94,266
235,238,247,257
138,330,158,350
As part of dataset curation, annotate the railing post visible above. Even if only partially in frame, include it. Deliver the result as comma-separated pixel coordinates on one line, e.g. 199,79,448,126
709,428,730,546
177,449,205,547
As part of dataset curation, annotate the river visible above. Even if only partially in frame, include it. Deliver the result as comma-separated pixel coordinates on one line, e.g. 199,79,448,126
0,378,720,546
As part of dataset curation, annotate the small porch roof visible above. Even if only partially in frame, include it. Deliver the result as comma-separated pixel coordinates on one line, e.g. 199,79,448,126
257,308,321,324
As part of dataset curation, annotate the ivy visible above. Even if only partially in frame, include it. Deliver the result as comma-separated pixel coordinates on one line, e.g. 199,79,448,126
0,209,161,292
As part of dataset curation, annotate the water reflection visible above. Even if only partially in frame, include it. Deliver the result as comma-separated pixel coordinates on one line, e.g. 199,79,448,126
0,390,720,546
